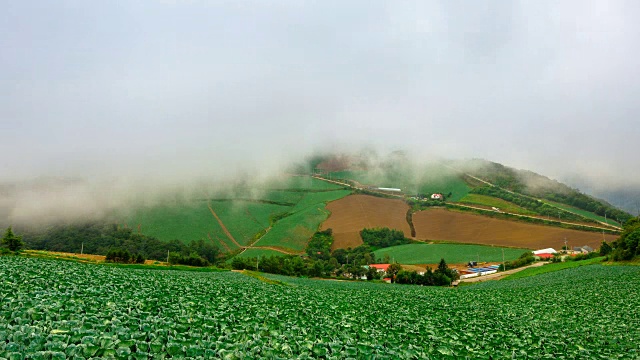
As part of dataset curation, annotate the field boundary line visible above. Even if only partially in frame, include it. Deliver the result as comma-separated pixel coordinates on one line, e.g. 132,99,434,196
448,203,620,233
207,200,243,248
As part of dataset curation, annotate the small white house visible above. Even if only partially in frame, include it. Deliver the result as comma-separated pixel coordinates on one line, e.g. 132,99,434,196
430,193,443,200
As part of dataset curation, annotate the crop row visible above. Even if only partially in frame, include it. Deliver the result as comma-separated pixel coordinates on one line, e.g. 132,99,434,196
1,256,639,359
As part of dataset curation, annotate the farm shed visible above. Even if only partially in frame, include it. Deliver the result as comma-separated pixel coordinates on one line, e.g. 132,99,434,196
377,187,402,192
533,248,557,255
430,193,443,200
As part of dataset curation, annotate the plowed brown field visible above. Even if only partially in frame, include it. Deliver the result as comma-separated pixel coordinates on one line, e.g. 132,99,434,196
413,208,617,249
321,195,411,250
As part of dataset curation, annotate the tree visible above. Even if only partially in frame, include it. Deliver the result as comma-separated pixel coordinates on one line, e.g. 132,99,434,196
599,241,612,256
2,227,24,252
386,263,403,283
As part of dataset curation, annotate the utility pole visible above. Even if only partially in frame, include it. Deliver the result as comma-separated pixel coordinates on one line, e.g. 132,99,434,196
564,238,568,253
80,242,84,255
256,256,259,271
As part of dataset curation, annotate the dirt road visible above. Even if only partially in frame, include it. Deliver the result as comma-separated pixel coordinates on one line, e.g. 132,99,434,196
459,261,548,283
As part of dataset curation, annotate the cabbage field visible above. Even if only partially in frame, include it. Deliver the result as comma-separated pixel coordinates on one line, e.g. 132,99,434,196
1,256,639,359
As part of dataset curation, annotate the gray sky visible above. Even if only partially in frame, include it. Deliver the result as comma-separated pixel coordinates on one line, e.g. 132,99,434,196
2,1,640,191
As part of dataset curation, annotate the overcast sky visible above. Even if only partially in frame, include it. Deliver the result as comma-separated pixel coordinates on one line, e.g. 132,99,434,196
2,1,639,190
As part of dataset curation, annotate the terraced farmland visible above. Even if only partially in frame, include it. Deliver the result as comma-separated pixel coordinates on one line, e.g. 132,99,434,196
413,208,618,249
2,256,639,359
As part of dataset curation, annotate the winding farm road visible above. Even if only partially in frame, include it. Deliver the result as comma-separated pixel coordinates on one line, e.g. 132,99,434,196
459,261,548,283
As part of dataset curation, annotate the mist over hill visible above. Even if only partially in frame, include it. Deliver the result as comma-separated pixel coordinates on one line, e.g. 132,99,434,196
2,149,633,231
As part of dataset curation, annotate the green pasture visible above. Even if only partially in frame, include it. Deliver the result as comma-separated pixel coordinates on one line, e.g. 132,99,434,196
254,205,331,252
373,243,530,264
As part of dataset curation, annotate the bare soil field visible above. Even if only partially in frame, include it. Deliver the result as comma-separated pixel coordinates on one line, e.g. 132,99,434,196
413,208,617,250
321,195,411,250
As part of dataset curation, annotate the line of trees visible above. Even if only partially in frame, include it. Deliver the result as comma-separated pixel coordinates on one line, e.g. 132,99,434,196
360,227,412,249
21,222,221,266
471,186,591,223
395,258,458,286
105,248,145,264
498,251,535,270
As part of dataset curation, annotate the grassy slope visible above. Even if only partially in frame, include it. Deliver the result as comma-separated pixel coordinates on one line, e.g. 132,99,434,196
235,248,290,259
458,193,536,215
125,201,226,243
502,257,605,280
373,243,529,264
330,164,471,201
544,200,621,226
208,201,290,246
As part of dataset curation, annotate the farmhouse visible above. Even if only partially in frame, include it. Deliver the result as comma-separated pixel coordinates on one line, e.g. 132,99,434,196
369,264,390,273
430,193,443,200
573,245,594,253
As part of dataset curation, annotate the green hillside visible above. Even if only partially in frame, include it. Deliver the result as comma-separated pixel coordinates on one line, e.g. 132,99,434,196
124,201,225,244
329,163,471,201
373,243,529,264
455,159,633,223
253,205,331,252
122,177,351,253
543,200,621,226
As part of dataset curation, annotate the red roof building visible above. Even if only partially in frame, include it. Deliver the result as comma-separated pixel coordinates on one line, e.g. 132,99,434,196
369,264,391,272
